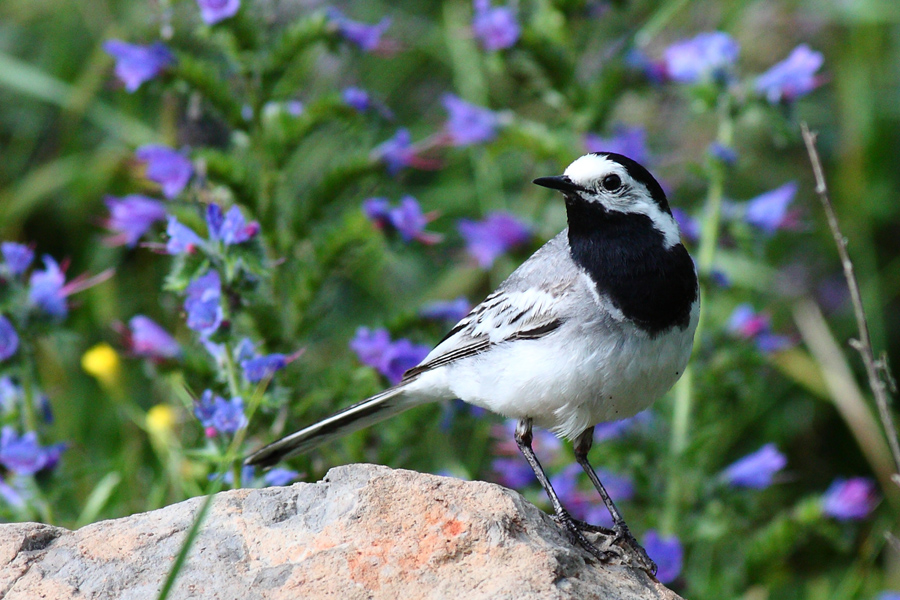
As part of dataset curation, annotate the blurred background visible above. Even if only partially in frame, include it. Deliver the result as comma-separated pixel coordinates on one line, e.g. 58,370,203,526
2,0,900,597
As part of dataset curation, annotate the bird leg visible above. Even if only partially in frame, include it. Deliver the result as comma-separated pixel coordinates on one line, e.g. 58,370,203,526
514,418,615,563
573,427,657,575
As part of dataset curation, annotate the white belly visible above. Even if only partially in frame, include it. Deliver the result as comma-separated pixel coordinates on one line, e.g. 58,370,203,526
434,305,698,440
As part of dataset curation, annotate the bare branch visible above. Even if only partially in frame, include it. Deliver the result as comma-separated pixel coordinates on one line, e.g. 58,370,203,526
800,122,900,476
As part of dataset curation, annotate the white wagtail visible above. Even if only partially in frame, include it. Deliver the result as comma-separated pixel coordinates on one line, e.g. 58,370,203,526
246,152,699,573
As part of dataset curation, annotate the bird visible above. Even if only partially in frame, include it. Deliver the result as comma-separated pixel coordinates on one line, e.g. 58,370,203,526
246,152,699,573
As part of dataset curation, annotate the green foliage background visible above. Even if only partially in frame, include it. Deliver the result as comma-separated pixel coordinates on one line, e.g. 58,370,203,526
2,0,900,597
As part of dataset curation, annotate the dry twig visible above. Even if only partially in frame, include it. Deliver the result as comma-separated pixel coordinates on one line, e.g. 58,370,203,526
800,122,900,478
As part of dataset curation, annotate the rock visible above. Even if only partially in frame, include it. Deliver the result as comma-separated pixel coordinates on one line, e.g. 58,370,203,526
0,464,681,599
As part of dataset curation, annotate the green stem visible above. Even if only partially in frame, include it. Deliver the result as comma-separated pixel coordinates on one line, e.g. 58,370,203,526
662,94,734,533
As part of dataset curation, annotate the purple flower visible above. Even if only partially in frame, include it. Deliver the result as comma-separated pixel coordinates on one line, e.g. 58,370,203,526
165,216,204,254
593,410,653,443
29,256,67,318
327,8,390,52
184,270,223,336
196,0,240,25
492,456,536,488
584,125,649,165
728,304,793,353
421,297,471,323
745,182,798,234
342,87,371,112
664,31,739,84
364,196,440,244
0,427,65,476
363,198,392,228
821,477,879,520
104,195,167,247
264,468,300,487
376,128,416,174
708,142,738,165
241,354,287,383
877,593,900,600
671,207,701,243
134,145,193,199
756,45,824,104
1,242,34,276
194,390,247,435
206,204,259,245
390,196,440,243
103,40,174,92
442,94,499,146
0,316,19,362
642,530,683,584
472,0,520,51
128,315,180,360
349,327,429,384
0,479,28,510
215,464,255,487
722,443,786,489
458,212,531,269
626,48,668,84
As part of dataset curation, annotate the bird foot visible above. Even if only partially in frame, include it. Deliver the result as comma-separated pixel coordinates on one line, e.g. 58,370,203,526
555,516,657,576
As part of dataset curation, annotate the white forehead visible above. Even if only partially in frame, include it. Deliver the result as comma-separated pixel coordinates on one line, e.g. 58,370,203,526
563,154,625,186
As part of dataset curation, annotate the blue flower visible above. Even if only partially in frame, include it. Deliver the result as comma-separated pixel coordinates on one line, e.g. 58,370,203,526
442,94,499,146
472,0,520,52
375,128,416,175
671,208,701,243
104,195,167,247
593,410,653,443
708,142,738,165
0,316,18,362
756,44,824,104
264,468,300,487
420,297,471,323
664,31,739,84
184,270,223,336
727,304,793,353
134,145,193,199
491,456,536,488
722,443,786,489
103,40,174,92
128,315,180,360
364,196,441,244
1,242,34,276
196,0,240,25
458,212,531,269
642,530,683,584
241,354,288,383
194,390,247,435
206,205,259,245
0,427,65,476
342,87,371,112
584,125,649,165
327,8,390,52
28,256,67,318
165,216,204,254
745,182,799,234
821,477,879,520
349,327,429,384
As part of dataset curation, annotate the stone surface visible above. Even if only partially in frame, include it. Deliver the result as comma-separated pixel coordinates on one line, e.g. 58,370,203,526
0,464,681,599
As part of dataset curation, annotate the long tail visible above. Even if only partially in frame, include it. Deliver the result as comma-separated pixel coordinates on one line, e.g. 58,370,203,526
244,385,417,469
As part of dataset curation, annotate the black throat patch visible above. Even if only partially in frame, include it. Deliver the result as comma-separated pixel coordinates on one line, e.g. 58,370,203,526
566,198,698,336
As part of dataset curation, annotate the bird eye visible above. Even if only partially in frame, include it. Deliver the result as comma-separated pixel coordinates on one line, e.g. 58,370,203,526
601,174,622,191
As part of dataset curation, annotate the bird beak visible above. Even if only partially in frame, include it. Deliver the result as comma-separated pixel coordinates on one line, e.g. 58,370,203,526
532,175,585,194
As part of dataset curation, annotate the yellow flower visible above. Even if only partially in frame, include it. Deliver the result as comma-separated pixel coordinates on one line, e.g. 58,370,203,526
81,343,121,388
146,404,176,438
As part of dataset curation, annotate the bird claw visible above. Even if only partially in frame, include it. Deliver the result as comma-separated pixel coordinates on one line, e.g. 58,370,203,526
553,515,657,576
